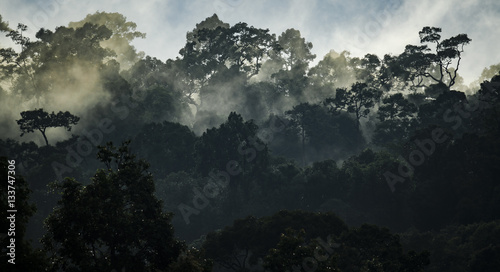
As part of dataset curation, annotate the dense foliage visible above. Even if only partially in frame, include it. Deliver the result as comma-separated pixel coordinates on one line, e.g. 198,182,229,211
1,12,499,271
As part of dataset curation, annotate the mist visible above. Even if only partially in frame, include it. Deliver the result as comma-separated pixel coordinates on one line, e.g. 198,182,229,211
1,6,500,272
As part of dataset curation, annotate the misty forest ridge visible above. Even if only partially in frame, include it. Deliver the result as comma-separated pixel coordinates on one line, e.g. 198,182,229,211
1,10,500,272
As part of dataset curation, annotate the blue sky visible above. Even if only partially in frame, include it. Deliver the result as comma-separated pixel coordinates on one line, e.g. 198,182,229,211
1,0,499,84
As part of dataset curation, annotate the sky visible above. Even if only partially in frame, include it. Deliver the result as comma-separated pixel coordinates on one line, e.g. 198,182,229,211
1,0,499,85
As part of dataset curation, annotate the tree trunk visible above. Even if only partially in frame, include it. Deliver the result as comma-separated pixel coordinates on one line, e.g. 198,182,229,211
301,125,305,166
40,129,49,146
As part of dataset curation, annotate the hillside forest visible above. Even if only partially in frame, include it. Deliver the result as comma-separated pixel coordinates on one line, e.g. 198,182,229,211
1,12,500,271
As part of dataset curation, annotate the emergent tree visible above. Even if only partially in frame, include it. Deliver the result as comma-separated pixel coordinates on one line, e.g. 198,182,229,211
16,109,80,146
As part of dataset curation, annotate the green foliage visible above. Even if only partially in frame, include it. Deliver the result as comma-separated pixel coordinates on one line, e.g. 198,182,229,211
2,13,500,272
339,149,414,229
132,121,197,177
180,15,279,81
203,210,347,271
308,50,357,96
284,103,363,164
0,14,9,32
401,220,500,272
275,28,316,69
195,112,268,177
395,26,471,89
269,28,316,100
336,224,429,271
68,11,146,70
168,248,213,272
324,82,382,128
42,141,183,271
264,228,339,272
373,93,418,145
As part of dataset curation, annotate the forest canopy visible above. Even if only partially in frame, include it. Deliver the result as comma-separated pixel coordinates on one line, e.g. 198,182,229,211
1,11,500,271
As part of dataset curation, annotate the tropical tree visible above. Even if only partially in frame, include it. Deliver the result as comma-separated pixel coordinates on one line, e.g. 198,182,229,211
203,210,347,271
395,26,471,89
42,141,184,271
373,93,418,145
68,11,146,70
263,228,339,272
180,15,278,81
17,109,79,146
270,28,315,99
324,82,382,129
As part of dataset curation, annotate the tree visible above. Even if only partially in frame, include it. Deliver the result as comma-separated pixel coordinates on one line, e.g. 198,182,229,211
271,28,315,100
350,53,382,87
68,11,146,70
194,112,268,177
263,228,339,272
308,50,357,98
0,23,34,90
395,26,471,89
337,224,430,271
285,103,322,165
202,210,347,271
132,121,197,177
284,103,349,165
42,141,184,271
0,15,9,32
17,109,79,146
324,82,382,129
373,93,418,145
275,28,315,70
180,15,278,82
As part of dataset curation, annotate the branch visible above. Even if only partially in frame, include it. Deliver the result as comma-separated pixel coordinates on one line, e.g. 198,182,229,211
422,71,440,83
449,54,462,88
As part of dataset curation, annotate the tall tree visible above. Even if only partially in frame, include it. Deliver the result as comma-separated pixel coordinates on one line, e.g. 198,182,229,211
308,50,357,102
203,210,347,271
68,11,146,70
2,22,115,104
180,16,278,82
195,112,268,178
274,28,315,70
263,228,339,272
16,109,79,146
324,82,382,129
373,93,418,145
0,23,35,93
271,28,315,100
285,103,333,165
395,26,471,89
42,141,184,271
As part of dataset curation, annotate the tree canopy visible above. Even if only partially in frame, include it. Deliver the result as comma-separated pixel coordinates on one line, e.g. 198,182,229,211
1,12,499,272
16,109,79,146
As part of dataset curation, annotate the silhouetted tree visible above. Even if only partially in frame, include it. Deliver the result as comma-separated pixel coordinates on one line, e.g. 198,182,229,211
324,82,382,129
17,109,79,146
395,26,471,89
42,141,183,271
373,93,418,145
